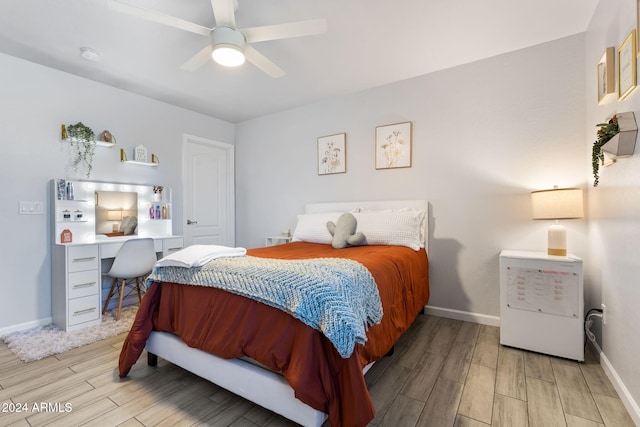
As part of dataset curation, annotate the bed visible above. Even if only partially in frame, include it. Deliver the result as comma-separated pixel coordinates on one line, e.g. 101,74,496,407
118,200,429,427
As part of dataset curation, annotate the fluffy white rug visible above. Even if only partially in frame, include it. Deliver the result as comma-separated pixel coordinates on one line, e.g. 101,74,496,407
2,305,137,362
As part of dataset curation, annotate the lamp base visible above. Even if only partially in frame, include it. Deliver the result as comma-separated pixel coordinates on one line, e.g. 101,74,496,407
547,248,567,256
548,223,567,257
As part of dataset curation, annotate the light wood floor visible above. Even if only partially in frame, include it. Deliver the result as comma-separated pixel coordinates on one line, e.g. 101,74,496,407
0,314,635,426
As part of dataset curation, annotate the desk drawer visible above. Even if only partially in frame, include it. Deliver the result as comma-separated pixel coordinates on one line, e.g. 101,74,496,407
67,245,99,272
100,242,123,259
68,270,99,299
68,295,100,326
163,237,184,255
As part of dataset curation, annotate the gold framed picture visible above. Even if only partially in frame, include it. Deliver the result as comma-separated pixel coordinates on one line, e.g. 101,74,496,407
375,121,412,169
597,47,615,103
618,30,637,100
317,133,346,175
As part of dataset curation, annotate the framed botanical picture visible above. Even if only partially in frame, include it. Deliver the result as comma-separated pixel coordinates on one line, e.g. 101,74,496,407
597,47,615,103
375,121,412,169
317,133,346,175
618,30,637,100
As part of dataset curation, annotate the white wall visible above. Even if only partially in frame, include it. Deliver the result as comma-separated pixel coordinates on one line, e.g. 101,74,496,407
585,0,640,423
0,52,234,332
235,34,588,323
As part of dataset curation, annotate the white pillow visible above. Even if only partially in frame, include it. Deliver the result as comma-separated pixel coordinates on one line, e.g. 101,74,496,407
359,208,426,248
292,212,342,244
353,210,425,250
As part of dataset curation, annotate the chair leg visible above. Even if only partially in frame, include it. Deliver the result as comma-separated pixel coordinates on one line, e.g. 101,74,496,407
117,279,126,321
102,278,118,315
135,277,143,303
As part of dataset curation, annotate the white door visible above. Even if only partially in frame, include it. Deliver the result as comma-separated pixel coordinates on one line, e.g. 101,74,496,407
183,134,234,247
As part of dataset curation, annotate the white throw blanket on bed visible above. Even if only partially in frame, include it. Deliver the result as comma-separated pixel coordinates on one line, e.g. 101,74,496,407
154,244,247,268
147,254,383,358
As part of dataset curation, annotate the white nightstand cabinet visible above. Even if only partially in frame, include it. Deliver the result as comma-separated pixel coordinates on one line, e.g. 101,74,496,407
499,250,584,361
52,244,101,332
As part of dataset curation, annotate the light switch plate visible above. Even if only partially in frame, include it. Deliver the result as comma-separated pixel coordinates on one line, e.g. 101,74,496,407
19,201,44,215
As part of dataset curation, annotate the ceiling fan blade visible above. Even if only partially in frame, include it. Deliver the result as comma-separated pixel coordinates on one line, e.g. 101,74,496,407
180,45,214,71
108,0,211,37
211,0,236,28
243,19,327,43
244,45,285,78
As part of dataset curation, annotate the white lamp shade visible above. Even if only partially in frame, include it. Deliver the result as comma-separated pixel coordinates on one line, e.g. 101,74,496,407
107,210,123,221
531,188,584,220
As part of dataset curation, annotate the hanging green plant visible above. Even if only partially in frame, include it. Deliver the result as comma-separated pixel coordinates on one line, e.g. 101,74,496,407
592,116,619,187
66,122,96,177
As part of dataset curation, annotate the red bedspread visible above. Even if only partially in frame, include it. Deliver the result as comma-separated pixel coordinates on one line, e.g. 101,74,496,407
119,242,429,426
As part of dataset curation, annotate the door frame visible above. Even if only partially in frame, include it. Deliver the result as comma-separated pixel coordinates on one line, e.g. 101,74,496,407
182,134,235,247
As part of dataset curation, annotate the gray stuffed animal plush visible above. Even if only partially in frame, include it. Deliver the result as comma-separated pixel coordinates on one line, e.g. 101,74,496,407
326,212,366,249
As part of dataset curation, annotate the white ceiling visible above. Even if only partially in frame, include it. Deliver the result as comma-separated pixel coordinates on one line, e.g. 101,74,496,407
0,0,598,123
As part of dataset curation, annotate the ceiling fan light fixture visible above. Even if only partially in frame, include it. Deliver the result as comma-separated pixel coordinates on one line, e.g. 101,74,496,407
211,27,246,67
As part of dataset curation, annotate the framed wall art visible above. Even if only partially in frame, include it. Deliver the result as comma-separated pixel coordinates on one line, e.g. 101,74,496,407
618,29,637,100
134,144,148,162
317,133,346,175
597,47,615,103
375,121,412,169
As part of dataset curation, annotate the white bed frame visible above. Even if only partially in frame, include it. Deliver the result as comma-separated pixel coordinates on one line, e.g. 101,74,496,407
145,200,429,427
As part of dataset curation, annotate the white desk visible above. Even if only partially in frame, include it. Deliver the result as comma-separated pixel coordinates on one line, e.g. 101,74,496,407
52,235,183,332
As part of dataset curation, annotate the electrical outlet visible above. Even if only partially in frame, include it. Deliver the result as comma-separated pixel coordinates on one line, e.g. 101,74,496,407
601,303,606,325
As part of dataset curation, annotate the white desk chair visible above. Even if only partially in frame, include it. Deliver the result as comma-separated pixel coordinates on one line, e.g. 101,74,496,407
102,238,157,320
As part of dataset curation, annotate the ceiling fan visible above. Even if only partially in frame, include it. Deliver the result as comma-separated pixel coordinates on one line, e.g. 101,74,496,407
108,0,327,78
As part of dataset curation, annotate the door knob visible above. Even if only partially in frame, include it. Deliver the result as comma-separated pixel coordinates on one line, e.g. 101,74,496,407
187,219,198,225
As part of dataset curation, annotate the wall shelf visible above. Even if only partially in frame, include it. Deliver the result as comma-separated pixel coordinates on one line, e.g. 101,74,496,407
601,111,638,159
120,148,159,166
61,138,116,148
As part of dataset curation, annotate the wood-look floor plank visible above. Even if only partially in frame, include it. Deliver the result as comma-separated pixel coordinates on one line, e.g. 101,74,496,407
368,363,413,425
579,350,618,398
378,394,424,427
524,351,555,383
592,393,636,427
458,363,496,424
472,325,500,369
454,414,491,426
551,358,602,423
153,395,222,427
495,346,526,400
394,315,441,369
133,380,220,426
401,351,445,401
565,413,604,427
425,317,461,356
526,377,566,427
416,377,464,427
80,379,187,426
491,393,528,427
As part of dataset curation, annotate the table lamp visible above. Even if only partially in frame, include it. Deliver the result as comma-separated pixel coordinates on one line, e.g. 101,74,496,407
531,186,584,256
107,209,123,232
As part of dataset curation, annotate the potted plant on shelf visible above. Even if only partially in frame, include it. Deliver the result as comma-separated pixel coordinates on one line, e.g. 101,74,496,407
66,122,96,178
592,116,619,187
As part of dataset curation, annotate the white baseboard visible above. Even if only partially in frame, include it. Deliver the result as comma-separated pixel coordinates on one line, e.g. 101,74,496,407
591,342,640,426
0,317,52,338
424,305,500,327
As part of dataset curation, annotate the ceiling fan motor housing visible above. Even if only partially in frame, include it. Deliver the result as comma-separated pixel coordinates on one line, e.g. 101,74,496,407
211,27,246,66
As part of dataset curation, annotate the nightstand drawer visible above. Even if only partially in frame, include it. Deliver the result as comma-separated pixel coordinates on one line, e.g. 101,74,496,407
67,245,99,272
68,295,100,326
68,270,99,299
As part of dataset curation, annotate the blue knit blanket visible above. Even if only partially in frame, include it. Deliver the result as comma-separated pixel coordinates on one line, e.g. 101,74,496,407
147,256,383,358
